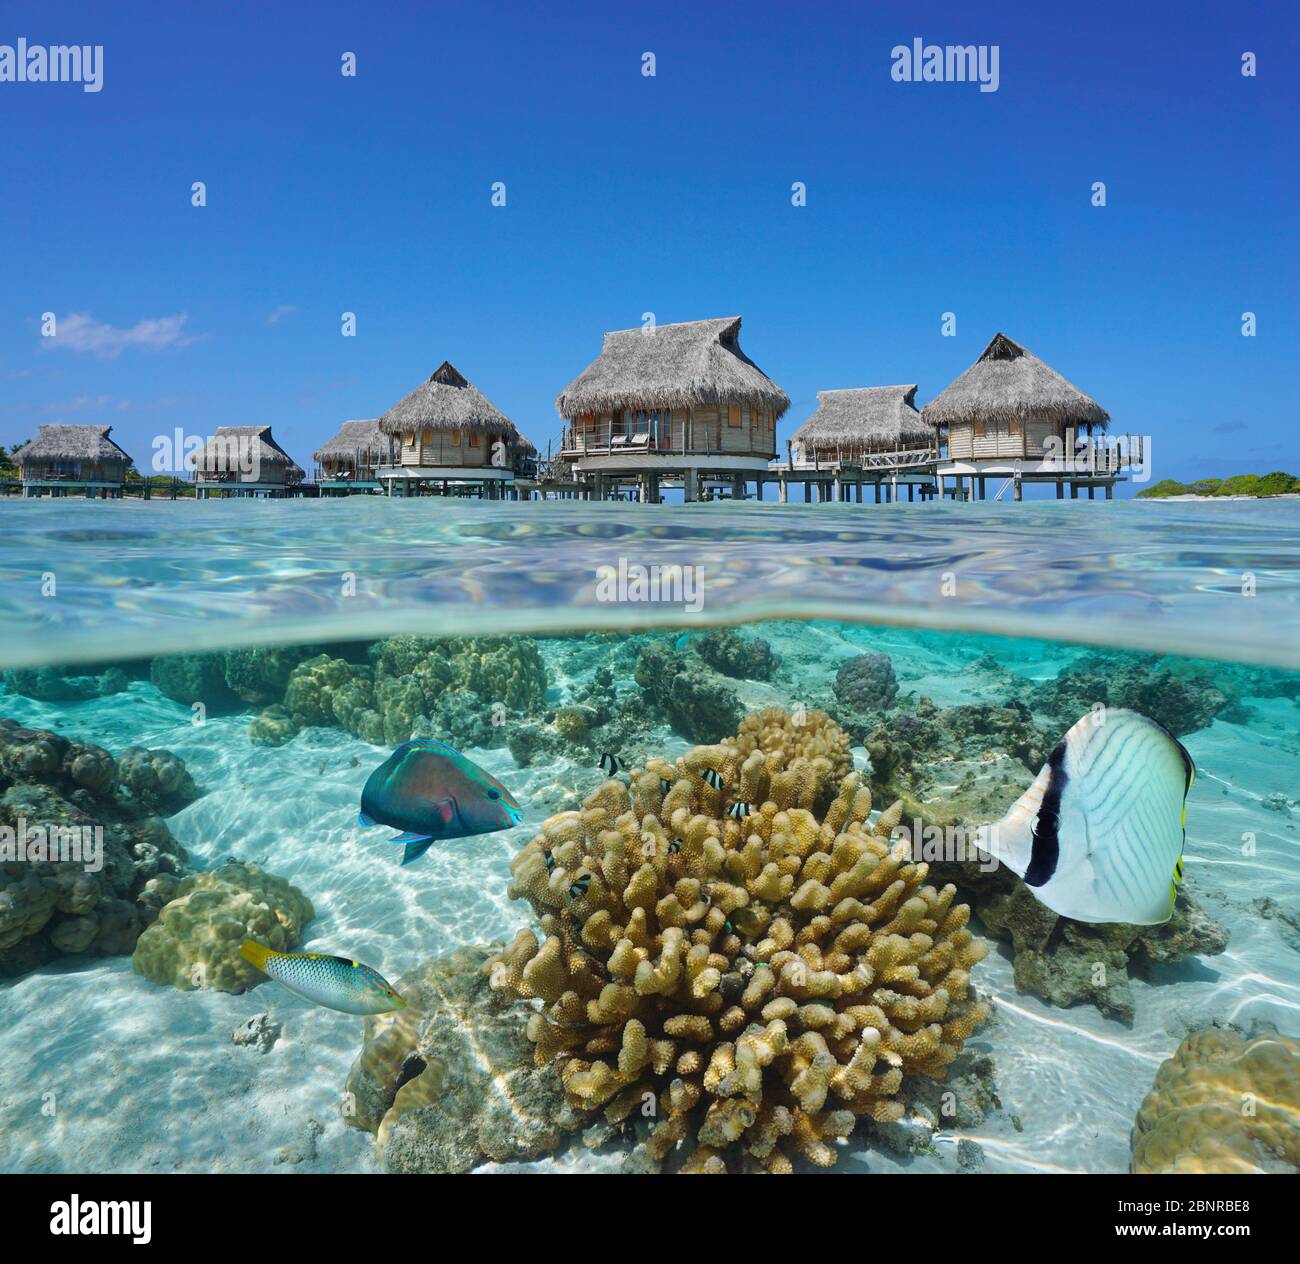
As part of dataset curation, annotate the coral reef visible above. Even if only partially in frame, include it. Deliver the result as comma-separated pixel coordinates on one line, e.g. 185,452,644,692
633,640,743,744
250,635,548,749
149,652,240,712
344,942,581,1172
2,664,130,703
1024,652,1229,738
115,745,200,813
833,652,899,712
0,718,194,976
858,698,1048,830
489,707,990,1172
692,629,779,681
131,861,314,994
221,646,313,705
934,856,1228,1022
506,662,668,777
1132,1028,1300,1173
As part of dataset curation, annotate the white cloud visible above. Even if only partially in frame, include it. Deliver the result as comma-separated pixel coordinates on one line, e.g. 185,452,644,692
266,304,299,325
41,312,201,360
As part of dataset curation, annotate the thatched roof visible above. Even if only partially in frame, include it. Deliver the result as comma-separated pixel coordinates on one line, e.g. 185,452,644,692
12,424,133,466
793,386,933,451
195,425,304,480
378,361,521,439
922,332,1109,428
556,317,790,420
313,419,393,462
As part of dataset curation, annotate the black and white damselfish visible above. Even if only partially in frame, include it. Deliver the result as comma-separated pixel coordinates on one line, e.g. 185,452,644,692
975,709,1195,926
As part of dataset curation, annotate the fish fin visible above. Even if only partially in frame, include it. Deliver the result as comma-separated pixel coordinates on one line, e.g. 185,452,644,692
411,737,462,757
388,831,435,845
240,939,272,973
976,760,1051,880
357,812,376,827
400,838,435,866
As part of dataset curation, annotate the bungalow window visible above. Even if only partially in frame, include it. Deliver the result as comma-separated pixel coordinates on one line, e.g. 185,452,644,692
728,404,742,428
421,429,432,447
469,432,480,448
451,429,462,445
973,420,988,438
1008,418,1023,436
404,432,416,447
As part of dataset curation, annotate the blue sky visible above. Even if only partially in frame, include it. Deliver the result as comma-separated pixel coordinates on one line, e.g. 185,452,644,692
2,0,1296,492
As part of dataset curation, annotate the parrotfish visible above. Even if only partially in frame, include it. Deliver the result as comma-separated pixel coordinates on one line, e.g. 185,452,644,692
239,940,405,1015
359,737,524,865
976,709,1195,926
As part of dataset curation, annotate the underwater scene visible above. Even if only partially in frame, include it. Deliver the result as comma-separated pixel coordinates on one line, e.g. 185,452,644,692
1,498,1297,1177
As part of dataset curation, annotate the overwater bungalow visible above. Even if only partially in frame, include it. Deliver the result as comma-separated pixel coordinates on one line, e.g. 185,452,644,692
13,424,134,497
556,316,789,502
312,419,395,495
924,332,1139,500
375,361,527,498
778,385,940,503
193,424,305,498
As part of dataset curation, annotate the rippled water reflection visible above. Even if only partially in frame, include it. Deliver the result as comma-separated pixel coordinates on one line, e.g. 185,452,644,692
1,497,1297,669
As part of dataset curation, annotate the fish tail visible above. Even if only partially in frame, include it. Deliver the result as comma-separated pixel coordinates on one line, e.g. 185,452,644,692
240,939,273,973
400,838,435,866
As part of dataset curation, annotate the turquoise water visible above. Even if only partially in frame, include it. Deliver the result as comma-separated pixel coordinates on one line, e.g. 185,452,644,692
3,498,1299,669
0,498,1297,1174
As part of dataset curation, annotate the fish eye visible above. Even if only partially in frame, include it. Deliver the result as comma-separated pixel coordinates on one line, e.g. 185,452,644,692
486,788,501,800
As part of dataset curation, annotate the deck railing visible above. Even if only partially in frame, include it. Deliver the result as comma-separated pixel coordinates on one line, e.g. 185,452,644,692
559,419,774,460
772,446,940,473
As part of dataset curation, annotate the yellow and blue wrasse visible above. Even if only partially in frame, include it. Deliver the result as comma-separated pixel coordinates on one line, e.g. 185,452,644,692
358,737,524,866
239,940,405,1015
976,708,1195,926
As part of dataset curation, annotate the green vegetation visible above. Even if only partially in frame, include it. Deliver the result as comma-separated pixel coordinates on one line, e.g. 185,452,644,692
1138,471,1299,499
123,469,196,497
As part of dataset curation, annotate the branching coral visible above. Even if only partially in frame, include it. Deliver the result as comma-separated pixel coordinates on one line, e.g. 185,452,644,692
1132,1029,1300,1174
489,707,989,1172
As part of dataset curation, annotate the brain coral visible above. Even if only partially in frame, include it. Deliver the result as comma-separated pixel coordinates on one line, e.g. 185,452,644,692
132,861,314,994
1132,1029,1300,1173
489,707,989,1173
